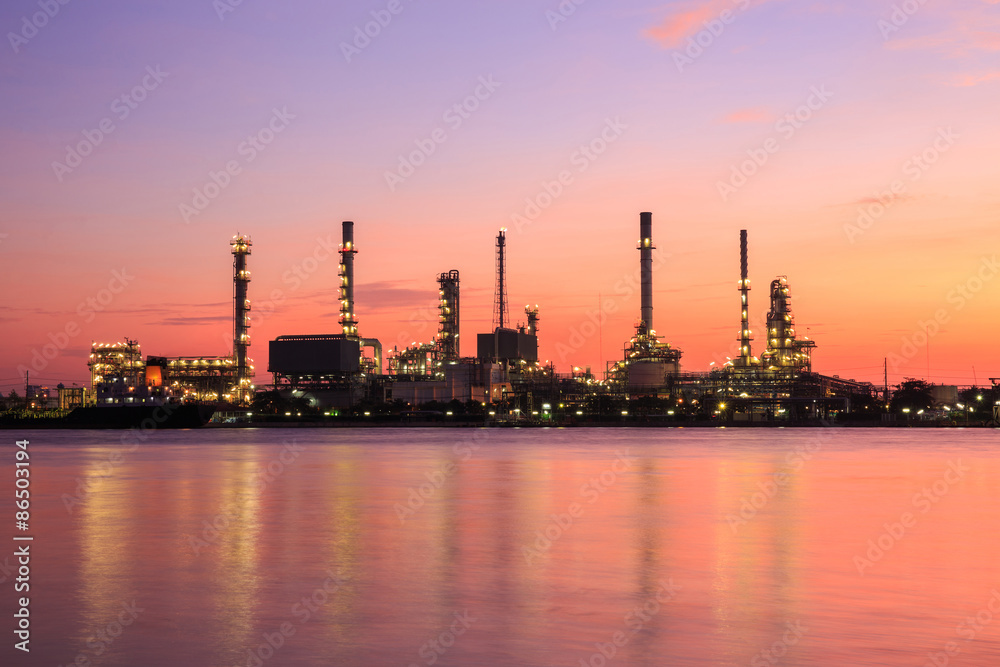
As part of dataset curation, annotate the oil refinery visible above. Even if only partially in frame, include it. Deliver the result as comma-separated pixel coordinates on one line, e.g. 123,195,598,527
58,212,1000,426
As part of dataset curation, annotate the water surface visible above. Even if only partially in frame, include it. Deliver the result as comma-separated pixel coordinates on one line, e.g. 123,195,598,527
3,427,999,666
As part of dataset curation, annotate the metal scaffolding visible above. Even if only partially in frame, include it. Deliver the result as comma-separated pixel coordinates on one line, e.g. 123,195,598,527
493,229,508,330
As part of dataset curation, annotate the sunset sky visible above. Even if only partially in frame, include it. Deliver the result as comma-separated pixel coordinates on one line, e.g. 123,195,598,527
1,0,998,391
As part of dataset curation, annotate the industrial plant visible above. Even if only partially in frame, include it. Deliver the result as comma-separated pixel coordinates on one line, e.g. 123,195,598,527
50,211,999,427
86,235,256,407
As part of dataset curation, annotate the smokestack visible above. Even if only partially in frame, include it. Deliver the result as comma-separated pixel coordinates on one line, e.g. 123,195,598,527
339,221,358,338
639,212,653,332
231,235,252,404
493,228,508,330
738,229,753,366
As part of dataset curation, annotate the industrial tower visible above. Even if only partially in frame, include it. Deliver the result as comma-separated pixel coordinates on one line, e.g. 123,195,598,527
493,228,508,330
639,212,654,333
734,229,755,368
339,221,359,338
760,277,815,372
437,270,460,359
231,235,253,405
608,212,682,391
524,305,539,336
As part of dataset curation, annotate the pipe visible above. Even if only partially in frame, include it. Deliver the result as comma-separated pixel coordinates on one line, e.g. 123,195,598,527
361,337,382,375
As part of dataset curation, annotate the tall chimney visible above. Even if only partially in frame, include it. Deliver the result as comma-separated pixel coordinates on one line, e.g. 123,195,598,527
493,228,508,330
231,235,252,404
639,212,653,332
339,221,358,338
737,229,753,366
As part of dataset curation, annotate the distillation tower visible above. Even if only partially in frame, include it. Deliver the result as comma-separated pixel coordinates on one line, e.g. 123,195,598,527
389,269,461,377
760,277,815,372
232,235,253,404
438,270,460,359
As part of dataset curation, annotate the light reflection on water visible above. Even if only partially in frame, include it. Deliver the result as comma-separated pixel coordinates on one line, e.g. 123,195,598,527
6,427,1000,666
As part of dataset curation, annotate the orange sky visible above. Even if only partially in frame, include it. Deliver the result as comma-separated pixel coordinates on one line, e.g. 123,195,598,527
1,0,998,389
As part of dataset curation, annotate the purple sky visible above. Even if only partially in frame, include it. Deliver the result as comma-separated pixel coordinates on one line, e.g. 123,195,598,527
2,0,999,390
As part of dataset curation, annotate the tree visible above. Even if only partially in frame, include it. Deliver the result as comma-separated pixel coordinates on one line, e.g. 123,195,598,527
890,379,933,413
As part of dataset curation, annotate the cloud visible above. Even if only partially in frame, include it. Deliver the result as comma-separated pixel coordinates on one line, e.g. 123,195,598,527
354,281,437,313
885,5,1000,58
643,0,780,49
851,193,915,206
644,3,724,49
722,107,771,123
952,70,1000,86
155,315,232,326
